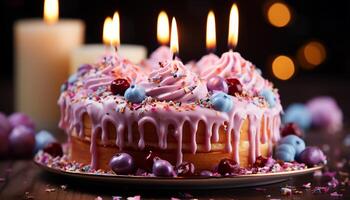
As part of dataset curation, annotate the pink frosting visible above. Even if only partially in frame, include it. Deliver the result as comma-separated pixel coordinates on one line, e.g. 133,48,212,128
196,53,219,76
199,51,267,95
58,50,283,170
142,60,208,103
141,46,173,71
81,54,145,94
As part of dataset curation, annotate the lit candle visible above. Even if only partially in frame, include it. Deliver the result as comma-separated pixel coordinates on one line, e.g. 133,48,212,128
228,3,239,50
157,11,170,46
14,0,85,132
170,17,179,60
70,13,147,74
206,11,216,53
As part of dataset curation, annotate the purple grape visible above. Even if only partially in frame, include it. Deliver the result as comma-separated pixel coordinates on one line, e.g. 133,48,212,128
9,125,35,157
298,147,326,167
152,159,175,177
109,153,135,175
0,112,11,136
8,113,35,130
200,170,213,177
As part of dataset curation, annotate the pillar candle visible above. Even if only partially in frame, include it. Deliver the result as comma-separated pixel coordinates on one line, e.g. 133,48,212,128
14,13,84,133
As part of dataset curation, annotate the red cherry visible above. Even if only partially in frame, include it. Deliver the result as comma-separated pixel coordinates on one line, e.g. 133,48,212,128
225,78,243,96
217,158,240,175
176,162,195,177
110,78,130,95
281,123,303,138
43,142,63,157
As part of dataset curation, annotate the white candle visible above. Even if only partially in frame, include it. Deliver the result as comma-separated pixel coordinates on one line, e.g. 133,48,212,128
69,44,147,74
14,0,84,132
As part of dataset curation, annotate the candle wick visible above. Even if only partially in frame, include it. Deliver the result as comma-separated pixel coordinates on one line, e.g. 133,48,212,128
172,53,177,60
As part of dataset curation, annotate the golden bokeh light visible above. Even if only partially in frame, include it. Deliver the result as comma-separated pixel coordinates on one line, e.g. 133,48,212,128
297,41,326,70
272,55,295,80
267,2,291,28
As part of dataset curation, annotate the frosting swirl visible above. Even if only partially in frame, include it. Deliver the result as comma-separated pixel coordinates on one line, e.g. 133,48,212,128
196,53,219,76
142,60,208,102
200,51,267,95
83,55,144,93
141,46,172,71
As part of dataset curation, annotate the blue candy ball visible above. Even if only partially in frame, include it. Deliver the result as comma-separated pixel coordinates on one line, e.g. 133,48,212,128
260,89,276,108
210,92,234,113
275,143,296,162
283,103,312,130
35,130,56,153
124,85,147,103
280,135,305,157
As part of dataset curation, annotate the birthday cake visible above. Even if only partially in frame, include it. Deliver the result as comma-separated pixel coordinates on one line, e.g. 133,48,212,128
58,47,282,175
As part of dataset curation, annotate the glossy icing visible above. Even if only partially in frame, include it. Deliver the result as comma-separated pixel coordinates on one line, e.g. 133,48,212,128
58,50,282,169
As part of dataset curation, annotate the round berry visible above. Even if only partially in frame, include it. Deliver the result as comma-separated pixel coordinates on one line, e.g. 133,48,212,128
8,112,35,130
35,130,56,153
207,76,228,93
275,144,296,162
283,103,312,130
152,159,175,177
109,153,135,175
260,89,276,108
280,135,305,156
124,85,147,103
217,158,240,175
210,92,234,113
226,78,243,96
110,78,130,96
43,142,63,157
176,162,195,177
298,147,326,167
9,126,35,157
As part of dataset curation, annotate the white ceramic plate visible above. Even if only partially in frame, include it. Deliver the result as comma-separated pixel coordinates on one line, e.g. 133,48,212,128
34,159,323,189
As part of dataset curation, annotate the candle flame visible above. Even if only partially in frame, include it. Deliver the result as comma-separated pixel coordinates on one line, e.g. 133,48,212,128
206,10,216,51
228,3,239,49
170,17,179,55
44,0,59,25
112,12,120,47
157,11,170,45
103,17,113,45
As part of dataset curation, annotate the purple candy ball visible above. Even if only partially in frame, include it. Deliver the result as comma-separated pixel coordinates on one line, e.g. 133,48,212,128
9,125,35,157
306,96,343,133
109,153,135,175
207,76,228,93
298,146,326,167
152,159,175,177
0,112,11,136
8,113,35,130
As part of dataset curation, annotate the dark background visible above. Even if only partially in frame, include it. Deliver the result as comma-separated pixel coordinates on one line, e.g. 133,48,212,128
1,0,349,116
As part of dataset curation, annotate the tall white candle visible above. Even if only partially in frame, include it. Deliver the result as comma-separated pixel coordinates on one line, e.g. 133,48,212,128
14,0,85,133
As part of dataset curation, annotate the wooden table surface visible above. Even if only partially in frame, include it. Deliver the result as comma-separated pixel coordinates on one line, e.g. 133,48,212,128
1,128,350,200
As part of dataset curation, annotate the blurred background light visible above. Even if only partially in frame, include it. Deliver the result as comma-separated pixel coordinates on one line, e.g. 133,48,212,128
297,41,327,70
272,55,295,80
266,1,291,28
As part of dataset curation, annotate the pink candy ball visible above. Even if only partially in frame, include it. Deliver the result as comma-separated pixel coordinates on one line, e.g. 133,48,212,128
207,76,228,93
306,96,343,133
9,125,35,157
9,112,35,130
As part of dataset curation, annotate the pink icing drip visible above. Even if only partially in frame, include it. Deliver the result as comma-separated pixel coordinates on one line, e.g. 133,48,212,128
59,93,282,169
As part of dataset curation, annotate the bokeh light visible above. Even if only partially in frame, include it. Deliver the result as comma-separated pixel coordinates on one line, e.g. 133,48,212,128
266,2,291,28
272,55,295,80
297,41,326,70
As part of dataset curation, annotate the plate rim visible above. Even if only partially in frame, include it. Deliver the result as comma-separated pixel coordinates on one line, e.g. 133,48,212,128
33,158,323,181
